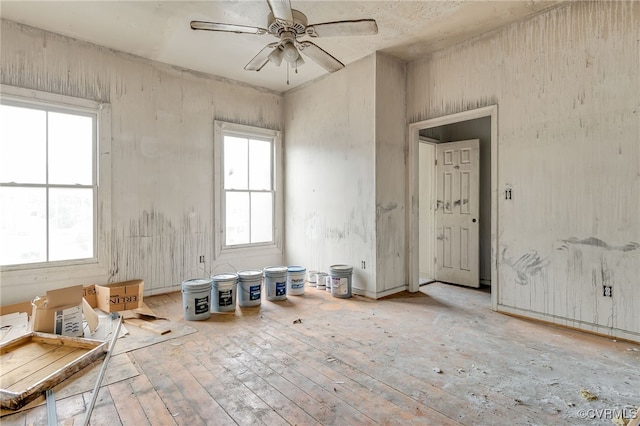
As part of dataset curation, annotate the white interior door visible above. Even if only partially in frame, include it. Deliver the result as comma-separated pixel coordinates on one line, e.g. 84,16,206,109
436,139,480,287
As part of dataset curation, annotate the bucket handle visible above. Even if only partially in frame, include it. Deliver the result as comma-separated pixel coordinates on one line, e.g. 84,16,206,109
183,265,212,281
210,262,238,276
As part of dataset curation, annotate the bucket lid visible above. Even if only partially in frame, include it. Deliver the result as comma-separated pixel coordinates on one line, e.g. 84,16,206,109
264,266,287,274
238,269,263,280
183,278,212,286
287,266,306,273
330,264,353,273
211,273,238,281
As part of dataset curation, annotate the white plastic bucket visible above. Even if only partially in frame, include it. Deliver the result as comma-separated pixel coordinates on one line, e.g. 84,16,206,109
211,273,237,312
307,270,318,287
330,264,353,298
287,266,306,296
316,272,327,290
264,266,288,301
325,274,332,292
182,278,212,321
237,270,263,307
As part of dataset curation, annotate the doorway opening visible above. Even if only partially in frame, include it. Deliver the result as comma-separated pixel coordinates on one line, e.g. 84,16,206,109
408,106,498,310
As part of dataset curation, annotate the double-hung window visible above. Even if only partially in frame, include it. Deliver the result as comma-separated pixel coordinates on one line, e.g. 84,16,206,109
0,89,99,268
214,121,282,255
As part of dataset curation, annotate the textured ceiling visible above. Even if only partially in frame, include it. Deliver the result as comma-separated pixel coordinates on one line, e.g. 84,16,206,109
1,1,568,92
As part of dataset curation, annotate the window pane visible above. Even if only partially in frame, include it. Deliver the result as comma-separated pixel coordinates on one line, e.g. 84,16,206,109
249,139,272,190
224,136,248,190
0,187,46,265
0,105,46,183
225,191,249,245
251,192,273,243
48,112,93,185
49,188,94,261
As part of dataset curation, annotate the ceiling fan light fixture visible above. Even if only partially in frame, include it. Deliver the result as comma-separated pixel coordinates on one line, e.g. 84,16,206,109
282,42,299,62
268,46,284,66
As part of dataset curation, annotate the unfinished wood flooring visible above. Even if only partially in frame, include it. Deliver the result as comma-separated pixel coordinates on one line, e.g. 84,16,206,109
2,282,639,425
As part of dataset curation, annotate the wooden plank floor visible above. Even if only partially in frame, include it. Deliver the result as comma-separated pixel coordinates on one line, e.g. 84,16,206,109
2,282,639,425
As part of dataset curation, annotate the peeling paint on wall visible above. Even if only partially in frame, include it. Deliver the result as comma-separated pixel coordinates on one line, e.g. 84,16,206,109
0,19,284,302
284,54,376,294
559,237,639,253
376,202,398,219
501,248,550,286
408,1,640,339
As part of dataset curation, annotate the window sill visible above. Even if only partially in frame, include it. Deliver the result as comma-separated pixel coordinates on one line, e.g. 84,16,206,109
0,260,109,289
216,244,282,262
1,258,98,273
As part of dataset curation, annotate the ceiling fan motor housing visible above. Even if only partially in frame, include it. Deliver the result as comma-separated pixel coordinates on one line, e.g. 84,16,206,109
267,10,308,35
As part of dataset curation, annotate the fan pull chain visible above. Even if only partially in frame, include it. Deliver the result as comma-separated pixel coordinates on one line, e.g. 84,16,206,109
287,63,290,85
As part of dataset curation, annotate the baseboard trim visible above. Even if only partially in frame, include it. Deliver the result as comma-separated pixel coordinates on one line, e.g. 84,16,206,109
497,304,640,344
353,284,408,299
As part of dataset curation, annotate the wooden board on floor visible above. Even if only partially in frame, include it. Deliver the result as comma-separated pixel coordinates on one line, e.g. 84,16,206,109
0,333,107,410
124,318,171,335
0,352,139,418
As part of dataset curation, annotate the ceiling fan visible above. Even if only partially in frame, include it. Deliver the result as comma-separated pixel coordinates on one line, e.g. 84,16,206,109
190,0,378,77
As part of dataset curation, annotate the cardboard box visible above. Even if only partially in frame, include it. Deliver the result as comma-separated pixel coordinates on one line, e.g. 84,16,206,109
83,284,97,309
95,280,144,312
32,285,84,337
0,301,33,317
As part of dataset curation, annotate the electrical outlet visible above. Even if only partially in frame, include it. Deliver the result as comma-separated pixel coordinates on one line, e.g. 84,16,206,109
199,255,205,264
603,285,612,297
361,260,366,269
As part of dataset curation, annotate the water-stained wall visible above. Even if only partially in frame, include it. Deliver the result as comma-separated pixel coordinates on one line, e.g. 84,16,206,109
284,52,407,298
375,53,407,296
407,2,640,340
283,55,377,295
1,20,284,304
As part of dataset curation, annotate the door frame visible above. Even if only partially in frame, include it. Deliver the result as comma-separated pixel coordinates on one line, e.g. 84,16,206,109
408,105,499,310
418,137,438,283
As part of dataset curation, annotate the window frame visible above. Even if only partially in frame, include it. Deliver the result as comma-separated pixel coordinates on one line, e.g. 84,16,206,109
0,84,111,274
213,120,282,259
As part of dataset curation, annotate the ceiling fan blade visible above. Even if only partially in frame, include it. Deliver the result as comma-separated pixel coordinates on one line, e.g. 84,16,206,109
191,21,268,35
306,19,378,38
297,41,344,73
267,0,294,24
245,43,279,71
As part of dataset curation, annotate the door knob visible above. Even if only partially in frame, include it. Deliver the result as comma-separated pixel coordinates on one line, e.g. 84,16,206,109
472,218,477,223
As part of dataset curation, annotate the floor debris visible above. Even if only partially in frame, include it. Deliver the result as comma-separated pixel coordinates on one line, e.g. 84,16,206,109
292,318,302,324
580,388,598,401
612,410,629,426
432,367,442,374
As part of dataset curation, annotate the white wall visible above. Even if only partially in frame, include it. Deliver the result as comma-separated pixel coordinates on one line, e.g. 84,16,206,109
407,2,640,340
284,52,407,298
0,20,284,304
374,53,407,296
283,55,377,294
